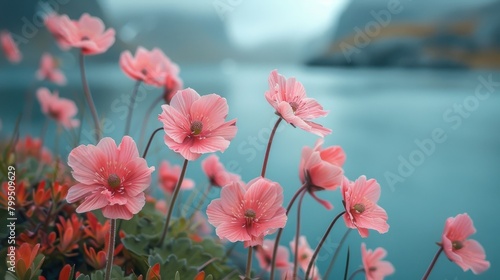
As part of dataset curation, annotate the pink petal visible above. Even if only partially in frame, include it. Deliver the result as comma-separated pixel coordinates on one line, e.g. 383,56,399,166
159,104,191,143
190,94,228,130
68,143,106,185
102,204,133,220
459,239,490,274
164,135,201,161
169,88,200,117
76,192,109,213
215,221,251,243
124,193,146,215
209,119,238,141
66,183,99,203
189,136,230,154
117,135,140,163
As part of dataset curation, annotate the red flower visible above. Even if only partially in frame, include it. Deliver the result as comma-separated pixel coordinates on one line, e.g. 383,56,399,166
56,214,83,256
33,181,51,207
83,212,110,248
83,244,106,269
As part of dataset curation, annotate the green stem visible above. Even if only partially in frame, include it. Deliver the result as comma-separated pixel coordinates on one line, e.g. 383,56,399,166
305,211,346,280
188,184,213,220
142,127,163,158
245,246,253,280
158,159,189,246
422,246,444,280
261,118,282,178
104,219,116,280
269,185,307,280
79,52,101,142
348,268,364,280
293,190,307,279
138,95,163,150
324,229,352,279
124,80,142,136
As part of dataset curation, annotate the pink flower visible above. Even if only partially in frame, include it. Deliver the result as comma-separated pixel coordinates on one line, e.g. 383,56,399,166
66,136,155,220
36,53,66,85
256,239,291,272
201,154,241,187
158,88,237,161
341,176,389,238
46,13,115,55
299,138,345,209
206,177,287,247
1,30,22,63
265,69,331,137
155,200,168,215
290,236,321,280
36,87,80,129
158,160,194,194
441,213,490,274
44,13,71,50
361,243,395,280
120,47,177,87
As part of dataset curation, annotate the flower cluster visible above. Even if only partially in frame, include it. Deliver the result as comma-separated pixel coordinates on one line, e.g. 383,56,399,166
1,9,491,280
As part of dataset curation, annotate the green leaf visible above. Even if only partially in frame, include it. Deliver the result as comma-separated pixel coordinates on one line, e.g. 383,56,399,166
149,254,198,280
75,274,90,280
175,271,180,280
121,234,150,256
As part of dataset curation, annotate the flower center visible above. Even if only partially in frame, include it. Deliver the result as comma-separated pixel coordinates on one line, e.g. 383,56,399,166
190,120,203,135
289,101,299,112
245,209,256,218
107,174,121,188
141,69,148,75
48,108,61,119
81,36,90,41
353,203,366,214
244,209,256,227
452,240,464,250
301,253,309,260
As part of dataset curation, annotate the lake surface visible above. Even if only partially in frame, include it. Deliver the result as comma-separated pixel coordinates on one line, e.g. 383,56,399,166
1,64,499,279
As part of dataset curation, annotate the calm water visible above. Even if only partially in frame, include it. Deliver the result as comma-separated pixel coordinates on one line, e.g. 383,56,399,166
1,64,499,279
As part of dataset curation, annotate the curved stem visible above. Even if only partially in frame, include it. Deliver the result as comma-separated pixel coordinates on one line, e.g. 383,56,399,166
348,268,364,280
158,159,189,247
139,95,163,150
79,52,101,142
104,219,117,280
305,211,346,280
324,229,352,279
124,80,142,136
245,246,254,280
261,118,282,178
422,246,443,280
293,190,307,279
142,127,163,158
269,185,307,280
188,184,213,221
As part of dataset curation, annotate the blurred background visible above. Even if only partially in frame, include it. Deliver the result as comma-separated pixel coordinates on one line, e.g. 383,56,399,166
1,0,499,279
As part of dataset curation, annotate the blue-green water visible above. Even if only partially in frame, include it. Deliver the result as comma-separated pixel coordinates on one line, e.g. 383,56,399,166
1,64,499,279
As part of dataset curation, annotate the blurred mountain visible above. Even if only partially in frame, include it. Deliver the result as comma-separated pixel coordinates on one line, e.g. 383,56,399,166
308,0,500,68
